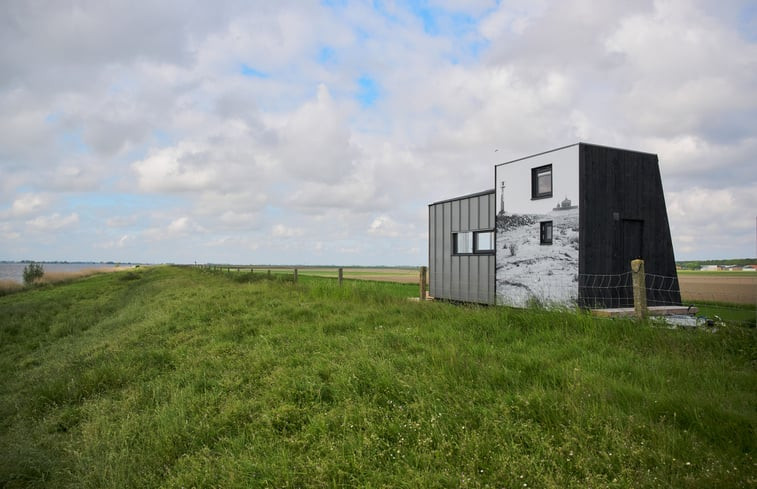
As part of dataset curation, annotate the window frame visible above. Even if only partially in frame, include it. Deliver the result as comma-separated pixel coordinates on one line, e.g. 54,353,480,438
540,221,553,245
452,231,473,254
474,230,495,253
452,230,495,255
531,164,553,200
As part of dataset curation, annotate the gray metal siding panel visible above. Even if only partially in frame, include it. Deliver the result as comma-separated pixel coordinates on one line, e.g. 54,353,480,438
429,205,438,297
451,255,459,300
442,202,452,298
428,205,434,296
490,255,496,303
429,205,435,297
428,205,433,293
460,199,469,230
451,200,460,232
478,195,488,230
470,198,479,230
473,257,481,303
438,203,444,298
488,193,496,228
438,207,443,297
474,256,482,303
479,256,490,304
429,191,496,304
460,256,469,301
431,203,446,298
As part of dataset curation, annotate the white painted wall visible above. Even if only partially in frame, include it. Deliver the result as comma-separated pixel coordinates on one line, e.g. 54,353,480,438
494,145,579,216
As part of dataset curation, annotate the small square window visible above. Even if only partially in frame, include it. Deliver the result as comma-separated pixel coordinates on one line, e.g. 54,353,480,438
453,232,473,254
540,221,553,245
532,164,553,199
475,231,494,252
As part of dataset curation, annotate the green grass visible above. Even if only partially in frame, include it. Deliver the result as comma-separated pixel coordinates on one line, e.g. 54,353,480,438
1,266,755,488
688,301,756,327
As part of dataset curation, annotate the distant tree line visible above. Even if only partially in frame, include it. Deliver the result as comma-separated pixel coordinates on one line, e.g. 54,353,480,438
677,258,756,270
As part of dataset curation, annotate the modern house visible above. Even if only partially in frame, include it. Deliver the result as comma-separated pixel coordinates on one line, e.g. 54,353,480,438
428,143,682,308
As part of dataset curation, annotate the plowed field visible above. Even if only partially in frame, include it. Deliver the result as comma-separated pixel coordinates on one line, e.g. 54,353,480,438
678,273,756,304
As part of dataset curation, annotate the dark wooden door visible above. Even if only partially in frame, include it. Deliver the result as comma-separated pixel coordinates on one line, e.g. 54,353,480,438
618,219,643,307
621,219,644,266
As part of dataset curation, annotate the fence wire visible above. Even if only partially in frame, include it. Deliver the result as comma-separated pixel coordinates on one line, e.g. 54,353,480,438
579,271,754,327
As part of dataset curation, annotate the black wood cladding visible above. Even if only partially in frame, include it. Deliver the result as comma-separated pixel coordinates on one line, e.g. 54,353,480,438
578,144,681,308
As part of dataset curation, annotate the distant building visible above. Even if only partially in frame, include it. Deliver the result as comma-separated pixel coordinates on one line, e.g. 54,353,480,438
428,143,681,308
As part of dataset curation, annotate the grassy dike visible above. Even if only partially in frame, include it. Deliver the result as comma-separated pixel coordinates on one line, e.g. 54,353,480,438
0,266,754,488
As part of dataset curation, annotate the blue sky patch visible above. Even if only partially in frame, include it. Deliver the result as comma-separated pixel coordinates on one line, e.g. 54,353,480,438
318,46,336,64
66,193,182,212
152,129,174,146
320,0,347,8
356,75,380,107
45,112,61,124
739,4,757,41
240,64,269,78
408,1,438,35
59,130,89,154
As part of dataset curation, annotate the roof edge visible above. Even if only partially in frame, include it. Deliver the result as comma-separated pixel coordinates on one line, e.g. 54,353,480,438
429,188,495,206
493,142,657,168
578,141,658,158
494,143,578,168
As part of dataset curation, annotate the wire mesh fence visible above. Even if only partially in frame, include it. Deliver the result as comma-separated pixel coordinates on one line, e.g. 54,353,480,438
578,272,684,309
579,270,754,327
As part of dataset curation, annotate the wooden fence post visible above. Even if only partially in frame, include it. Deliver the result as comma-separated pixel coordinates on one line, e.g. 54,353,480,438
419,266,427,300
293,268,298,283
338,267,343,287
631,259,647,319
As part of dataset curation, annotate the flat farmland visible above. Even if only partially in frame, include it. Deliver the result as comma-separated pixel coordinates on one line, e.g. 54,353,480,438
678,272,756,305
218,267,422,284
229,267,756,305
297,267,421,283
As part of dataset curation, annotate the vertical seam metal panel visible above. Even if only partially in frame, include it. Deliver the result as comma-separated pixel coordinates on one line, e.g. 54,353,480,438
438,205,442,297
429,191,496,304
428,205,433,296
443,202,452,299
460,199,469,230
470,197,479,231
478,194,488,230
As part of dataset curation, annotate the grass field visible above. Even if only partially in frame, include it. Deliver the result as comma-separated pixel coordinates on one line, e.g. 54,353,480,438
211,266,421,284
0,266,755,488
218,267,757,305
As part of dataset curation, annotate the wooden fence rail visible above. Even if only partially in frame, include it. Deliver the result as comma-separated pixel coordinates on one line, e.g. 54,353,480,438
193,265,429,290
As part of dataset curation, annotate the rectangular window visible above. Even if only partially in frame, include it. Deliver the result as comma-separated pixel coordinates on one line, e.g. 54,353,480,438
453,232,473,254
475,231,494,252
540,221,553,245
453,230,495,254
532,164,553,199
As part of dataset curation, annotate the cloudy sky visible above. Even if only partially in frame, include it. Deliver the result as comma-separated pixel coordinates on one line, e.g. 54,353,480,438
1,0,755,265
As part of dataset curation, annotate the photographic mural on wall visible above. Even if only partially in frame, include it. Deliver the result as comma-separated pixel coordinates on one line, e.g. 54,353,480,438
495,147,580,307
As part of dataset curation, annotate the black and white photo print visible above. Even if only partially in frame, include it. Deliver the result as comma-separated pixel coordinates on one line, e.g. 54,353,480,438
495,145,580,307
